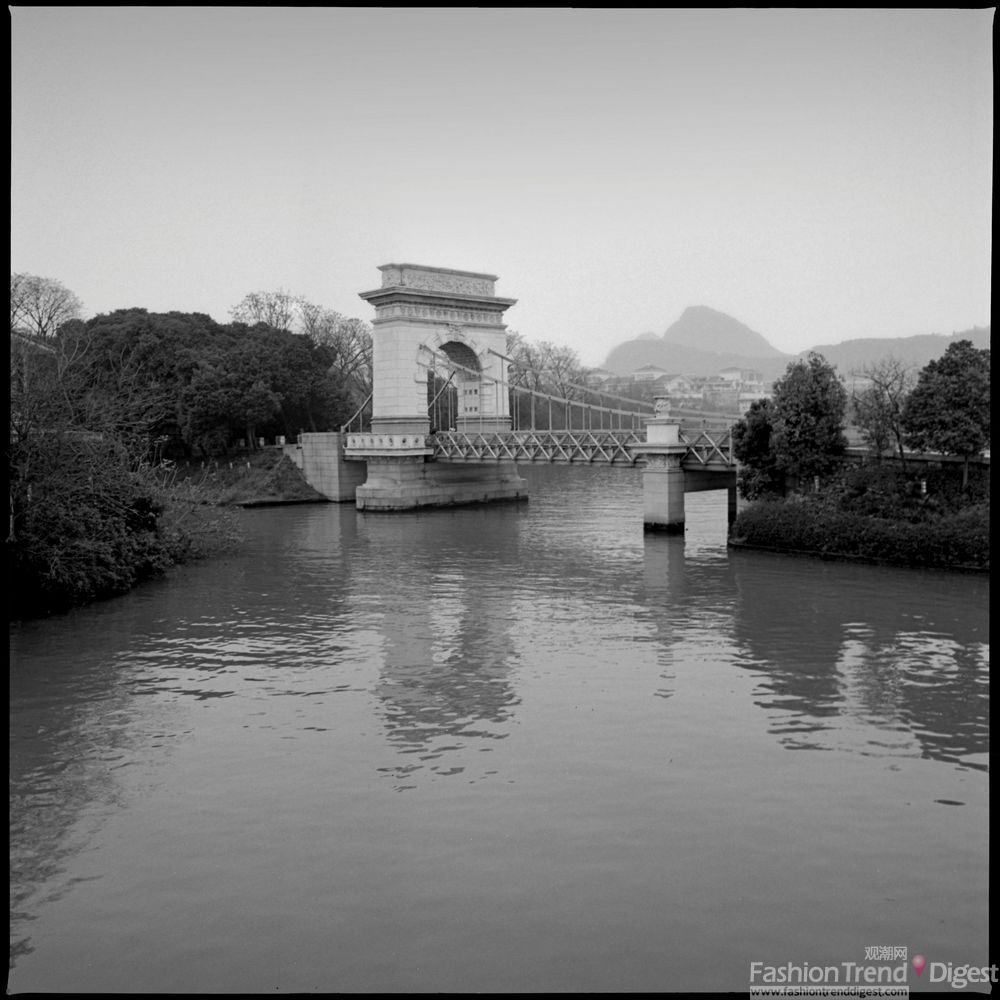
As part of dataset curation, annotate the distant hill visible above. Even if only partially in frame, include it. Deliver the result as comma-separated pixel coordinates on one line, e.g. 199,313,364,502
601,307,989,382
663,306,787,357
804,326,990,375
603,306,793,380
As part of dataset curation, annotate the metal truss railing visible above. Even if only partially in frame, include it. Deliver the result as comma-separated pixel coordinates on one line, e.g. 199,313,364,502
677,427,735,467
432,428,645,464
431,426,736,467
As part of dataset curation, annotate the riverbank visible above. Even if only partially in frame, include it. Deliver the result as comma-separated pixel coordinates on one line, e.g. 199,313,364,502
166,449,329,507
726,536,989,573
8,450,328,621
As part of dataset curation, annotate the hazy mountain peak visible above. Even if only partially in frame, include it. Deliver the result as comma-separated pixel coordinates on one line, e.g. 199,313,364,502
602,305,792,380
663,306,786,358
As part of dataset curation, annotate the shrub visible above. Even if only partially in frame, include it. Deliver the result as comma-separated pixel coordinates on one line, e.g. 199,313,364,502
7,435,241,620
731,496,989,570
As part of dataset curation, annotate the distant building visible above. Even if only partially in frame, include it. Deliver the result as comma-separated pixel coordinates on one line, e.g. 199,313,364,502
718,367,767,409
660,374,700,399
718,366,763,387
631,364,670,382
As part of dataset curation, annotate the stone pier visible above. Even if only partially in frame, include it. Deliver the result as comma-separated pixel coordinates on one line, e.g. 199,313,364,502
631,416,689,533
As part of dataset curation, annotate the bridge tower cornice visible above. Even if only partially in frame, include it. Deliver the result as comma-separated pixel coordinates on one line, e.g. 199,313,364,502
359,262,517,329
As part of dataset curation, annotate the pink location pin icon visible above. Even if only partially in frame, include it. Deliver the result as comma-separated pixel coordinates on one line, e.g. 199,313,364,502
912,954,927,977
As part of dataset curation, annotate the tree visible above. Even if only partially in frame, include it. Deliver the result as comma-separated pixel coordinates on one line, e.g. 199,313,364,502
229,289,301,330
505,333,586,395
299,300,373,401
732,398,784,498
182,332,285,453
770,352,848,483
70,309,234,459
242,323,356,435
231,291,374,419
504,331,589,428
505,331,543,391
11,272,83,339
9,292,240,617
850,355,915,465
901,340,990,488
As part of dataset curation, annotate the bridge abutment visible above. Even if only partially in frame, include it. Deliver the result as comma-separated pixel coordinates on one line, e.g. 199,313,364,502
284,432,367,502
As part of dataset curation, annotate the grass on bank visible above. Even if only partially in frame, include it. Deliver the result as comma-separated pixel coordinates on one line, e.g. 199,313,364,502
160,448,327,506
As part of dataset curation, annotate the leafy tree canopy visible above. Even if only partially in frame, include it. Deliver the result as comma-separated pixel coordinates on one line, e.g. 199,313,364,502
56,308,360,458
732,397,785,499
901,339,989,486
770,352,848,480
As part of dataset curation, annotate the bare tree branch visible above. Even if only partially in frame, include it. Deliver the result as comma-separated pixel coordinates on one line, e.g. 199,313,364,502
10,273,83,338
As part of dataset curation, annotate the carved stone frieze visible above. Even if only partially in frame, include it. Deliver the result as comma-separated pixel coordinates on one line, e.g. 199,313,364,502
373,302,504,326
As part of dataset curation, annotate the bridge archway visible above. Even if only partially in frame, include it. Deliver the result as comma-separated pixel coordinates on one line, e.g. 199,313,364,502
427,339,488,431
436,340,481,371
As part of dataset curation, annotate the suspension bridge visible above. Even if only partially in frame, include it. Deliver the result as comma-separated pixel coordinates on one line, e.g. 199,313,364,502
288,263,739,532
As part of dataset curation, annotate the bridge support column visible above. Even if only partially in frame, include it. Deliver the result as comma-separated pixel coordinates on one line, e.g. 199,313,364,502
631,416,688,533
640,452,687,533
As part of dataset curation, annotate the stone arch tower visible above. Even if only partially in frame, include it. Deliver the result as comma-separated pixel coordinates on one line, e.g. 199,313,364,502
348,263,526,511
359,263,516,436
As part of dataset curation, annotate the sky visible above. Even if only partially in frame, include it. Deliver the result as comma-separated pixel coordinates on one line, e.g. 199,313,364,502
10,7,993,367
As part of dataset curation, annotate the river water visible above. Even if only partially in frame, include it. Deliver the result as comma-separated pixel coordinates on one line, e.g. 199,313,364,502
9,465,990,993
